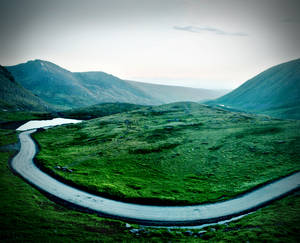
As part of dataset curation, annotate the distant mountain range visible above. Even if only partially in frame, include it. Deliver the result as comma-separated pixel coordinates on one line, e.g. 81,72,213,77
206,59,300,119
5,60,228,110
127,80,227,104
0,65,51,112
3,58,299,119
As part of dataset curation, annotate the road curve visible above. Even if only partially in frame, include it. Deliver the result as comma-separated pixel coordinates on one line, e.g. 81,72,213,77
11,130,300,226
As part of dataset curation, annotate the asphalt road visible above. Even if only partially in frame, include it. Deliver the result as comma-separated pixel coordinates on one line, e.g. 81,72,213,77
11,129,300,226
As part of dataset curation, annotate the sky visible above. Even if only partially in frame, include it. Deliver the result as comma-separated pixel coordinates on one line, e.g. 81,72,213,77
1,0,300,89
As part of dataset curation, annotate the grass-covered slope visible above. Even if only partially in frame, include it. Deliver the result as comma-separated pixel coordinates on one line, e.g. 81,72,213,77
58,102,146,120
0,113,299,242
0,66,52,112
0,129,137,242
127,80,229,103
207,59,300,119
34,102,300,205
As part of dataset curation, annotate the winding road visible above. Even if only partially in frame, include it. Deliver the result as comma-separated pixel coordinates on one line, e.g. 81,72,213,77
11,129,300,226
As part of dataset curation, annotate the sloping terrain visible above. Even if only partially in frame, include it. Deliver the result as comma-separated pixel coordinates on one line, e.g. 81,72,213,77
206,59,300,119
0,66,51,112
0,109,300,241
127,80,228,103
34,102,300,205
58,102,146,120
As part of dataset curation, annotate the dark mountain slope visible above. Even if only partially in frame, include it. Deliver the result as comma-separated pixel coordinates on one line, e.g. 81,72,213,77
127,80,228,103
0,66,51,112
207,59,300,119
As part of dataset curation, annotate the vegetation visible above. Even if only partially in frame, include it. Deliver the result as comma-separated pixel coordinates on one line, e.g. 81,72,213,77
0,111,54,130
195,192,300,242
34,102,300,205
0,129,18,146
0,131,137,242
206,58,300,120
0,111,53,123
59,102,146,120
0,114,299,242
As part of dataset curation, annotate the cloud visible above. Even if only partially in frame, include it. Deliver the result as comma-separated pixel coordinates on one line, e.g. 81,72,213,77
173,25,248,37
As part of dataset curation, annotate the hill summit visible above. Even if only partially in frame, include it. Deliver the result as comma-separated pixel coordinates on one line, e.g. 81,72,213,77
207,59,300,119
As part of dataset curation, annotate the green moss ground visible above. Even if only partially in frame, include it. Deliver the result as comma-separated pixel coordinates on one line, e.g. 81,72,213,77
0,129,18,146
34,102,300,205
58,102,146,120
194,192,300,242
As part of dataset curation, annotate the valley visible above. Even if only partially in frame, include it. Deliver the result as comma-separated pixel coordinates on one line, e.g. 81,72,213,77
1,58,299,242
1,0,300,241
1,103,299,241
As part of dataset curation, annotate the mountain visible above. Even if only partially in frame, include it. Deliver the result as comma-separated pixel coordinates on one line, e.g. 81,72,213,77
0,65,51,112
6,60,227,110
6,60,155,109
127,80,228,104
206,59,300,119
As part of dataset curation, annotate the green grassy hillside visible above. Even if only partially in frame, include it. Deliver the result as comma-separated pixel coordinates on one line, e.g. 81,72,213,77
34,102,300,205
0,66,52,112
206,59,300,119
1,110,299,242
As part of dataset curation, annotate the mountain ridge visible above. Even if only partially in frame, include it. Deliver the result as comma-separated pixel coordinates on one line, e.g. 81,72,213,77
6,59,228,110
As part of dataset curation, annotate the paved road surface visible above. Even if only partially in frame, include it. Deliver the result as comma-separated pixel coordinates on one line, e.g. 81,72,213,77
11,130,300,226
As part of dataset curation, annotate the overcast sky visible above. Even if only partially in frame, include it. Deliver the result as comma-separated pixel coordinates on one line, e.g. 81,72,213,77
1,0,300,89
